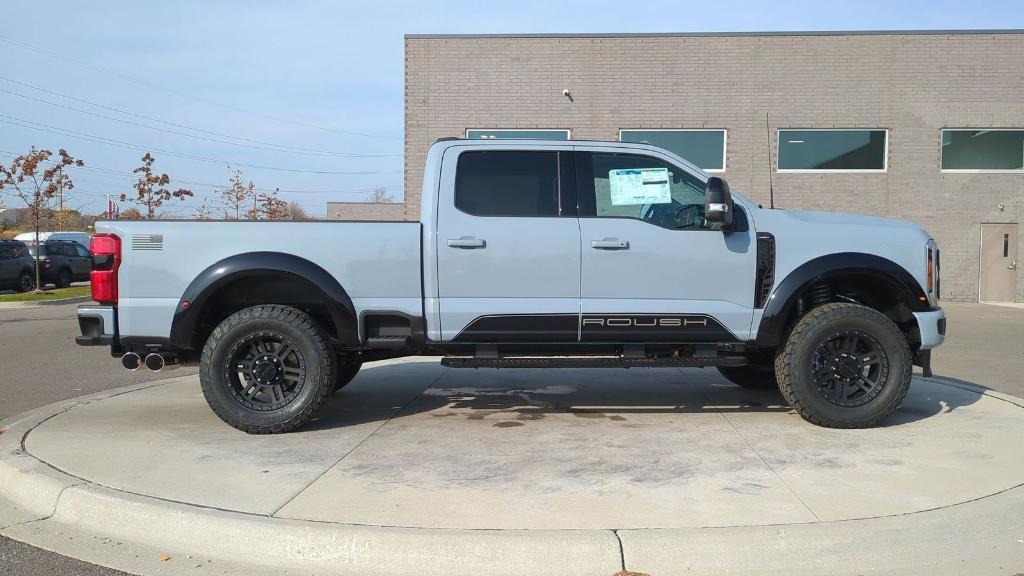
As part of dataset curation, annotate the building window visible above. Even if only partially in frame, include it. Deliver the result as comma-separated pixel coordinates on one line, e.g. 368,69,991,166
619,130,726,172
777,129,888,172
941,129,1024,172
465,129,570,140
455,151,560,217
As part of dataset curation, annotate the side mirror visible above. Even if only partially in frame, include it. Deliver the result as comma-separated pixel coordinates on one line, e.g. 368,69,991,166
704,176,734,230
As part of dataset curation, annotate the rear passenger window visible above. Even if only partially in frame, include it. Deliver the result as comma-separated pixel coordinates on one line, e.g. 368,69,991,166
455,151,559,217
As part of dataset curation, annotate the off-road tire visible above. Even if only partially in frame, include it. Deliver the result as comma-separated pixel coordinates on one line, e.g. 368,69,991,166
56,268,72,288
333,360,362,393
776,303,911,428
717,364,779,389
16,271,34,293
200,305,337,434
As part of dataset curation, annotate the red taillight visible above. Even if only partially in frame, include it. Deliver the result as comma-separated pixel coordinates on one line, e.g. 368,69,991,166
90,234,121,305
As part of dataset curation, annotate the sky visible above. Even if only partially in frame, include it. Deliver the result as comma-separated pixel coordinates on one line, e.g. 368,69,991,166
1,0,1021,218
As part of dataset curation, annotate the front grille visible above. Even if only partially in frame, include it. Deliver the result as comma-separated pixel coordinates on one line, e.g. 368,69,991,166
755,233,776,308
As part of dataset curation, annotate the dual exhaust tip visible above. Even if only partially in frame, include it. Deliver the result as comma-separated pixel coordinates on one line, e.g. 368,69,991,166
121,352,179,372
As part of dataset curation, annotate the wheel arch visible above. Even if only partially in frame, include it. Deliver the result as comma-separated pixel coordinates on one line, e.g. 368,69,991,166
754,252,930,347
169,252,358,350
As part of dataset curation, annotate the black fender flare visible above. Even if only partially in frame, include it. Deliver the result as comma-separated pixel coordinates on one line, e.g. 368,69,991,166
753,252,930,347
168,252,358,348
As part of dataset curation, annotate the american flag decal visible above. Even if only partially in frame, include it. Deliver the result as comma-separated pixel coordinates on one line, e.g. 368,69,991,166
131,234,164,251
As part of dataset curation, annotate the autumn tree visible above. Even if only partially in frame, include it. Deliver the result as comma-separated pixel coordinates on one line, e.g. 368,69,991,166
246,187,289,220
0,147,83,291
368,187,394,203
119,207,143,220
219,168,255,220
120,153,192,219
286,201,310,220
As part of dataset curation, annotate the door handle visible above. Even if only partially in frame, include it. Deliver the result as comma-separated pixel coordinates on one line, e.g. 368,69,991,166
590,238,629,250
1010,260,1017,270
447,236,486,249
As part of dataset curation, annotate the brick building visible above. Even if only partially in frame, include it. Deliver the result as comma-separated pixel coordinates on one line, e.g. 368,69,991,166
397,30,1023,302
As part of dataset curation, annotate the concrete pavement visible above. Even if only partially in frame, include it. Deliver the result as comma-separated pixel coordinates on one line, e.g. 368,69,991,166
1,301,1022,575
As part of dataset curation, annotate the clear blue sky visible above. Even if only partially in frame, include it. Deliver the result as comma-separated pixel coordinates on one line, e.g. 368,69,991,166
1,0,1021,217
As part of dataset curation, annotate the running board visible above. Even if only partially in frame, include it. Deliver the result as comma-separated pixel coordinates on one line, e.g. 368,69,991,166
441,356,748,369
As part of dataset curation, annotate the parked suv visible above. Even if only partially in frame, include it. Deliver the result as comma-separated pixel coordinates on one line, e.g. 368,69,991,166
26,240,92,288
0,240,36,292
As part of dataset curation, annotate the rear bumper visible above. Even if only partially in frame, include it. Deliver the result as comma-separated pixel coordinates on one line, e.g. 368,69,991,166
76,305,116,346
913,307,946,350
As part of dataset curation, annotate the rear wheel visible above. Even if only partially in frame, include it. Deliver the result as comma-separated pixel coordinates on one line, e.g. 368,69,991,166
200,305,337,434
56,268,71,288
333,360,362,393
16,271,34,293
717,364,778,389
776,303,911,428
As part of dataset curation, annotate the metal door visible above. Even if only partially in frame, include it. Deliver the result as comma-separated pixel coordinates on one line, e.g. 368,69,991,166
980,223,1018,302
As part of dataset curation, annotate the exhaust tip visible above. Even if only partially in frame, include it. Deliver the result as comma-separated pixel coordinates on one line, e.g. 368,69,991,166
144,353,165,372
121,352,141,371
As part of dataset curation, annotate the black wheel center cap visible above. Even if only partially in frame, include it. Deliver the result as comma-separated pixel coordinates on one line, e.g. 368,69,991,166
253,356,280,383
834,353,861,380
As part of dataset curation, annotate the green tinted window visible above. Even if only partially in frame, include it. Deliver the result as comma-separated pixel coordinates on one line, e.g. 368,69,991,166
466,130,569,140
620,130,726,171
941,130,1024,171
778,130,887,171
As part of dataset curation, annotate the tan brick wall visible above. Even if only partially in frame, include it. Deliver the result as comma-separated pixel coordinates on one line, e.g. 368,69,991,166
327,202,407,221
405,32,1024,302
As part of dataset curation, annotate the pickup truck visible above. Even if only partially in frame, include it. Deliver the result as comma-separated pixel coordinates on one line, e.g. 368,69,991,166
76,138,946,434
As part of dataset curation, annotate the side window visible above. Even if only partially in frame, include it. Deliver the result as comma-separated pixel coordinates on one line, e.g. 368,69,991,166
580,152,720,231
75,244,90,257
455,151,560,217
0,247,11,260
60,244,75,257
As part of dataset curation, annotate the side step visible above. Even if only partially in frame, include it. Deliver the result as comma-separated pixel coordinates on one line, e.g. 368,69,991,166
364,336,411,350
441,356,748,369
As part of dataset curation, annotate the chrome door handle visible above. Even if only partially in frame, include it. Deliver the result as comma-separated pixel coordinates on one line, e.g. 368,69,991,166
447,236,486,249
591,238,629,250
1010,260,1017,270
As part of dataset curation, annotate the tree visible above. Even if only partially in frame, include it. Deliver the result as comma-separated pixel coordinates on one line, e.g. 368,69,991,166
193,197,215,220
286,201,310,220
368,187,394,203
246,187,289,220
219,168,255,220
119,207,143,220
0,147,83,291
121,153,192,219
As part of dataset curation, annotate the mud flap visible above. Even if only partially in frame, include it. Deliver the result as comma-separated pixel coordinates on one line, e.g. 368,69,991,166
915,349,933,378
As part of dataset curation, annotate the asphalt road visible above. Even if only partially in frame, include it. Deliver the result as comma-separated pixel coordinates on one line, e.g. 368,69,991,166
0,302,196,576
0,300,1021,576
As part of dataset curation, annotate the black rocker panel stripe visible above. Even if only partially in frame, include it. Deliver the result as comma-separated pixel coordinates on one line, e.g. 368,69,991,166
451,313,737,343
451,314,578,342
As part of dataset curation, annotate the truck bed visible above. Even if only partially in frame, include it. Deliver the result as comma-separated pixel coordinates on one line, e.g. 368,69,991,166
96,220,423,339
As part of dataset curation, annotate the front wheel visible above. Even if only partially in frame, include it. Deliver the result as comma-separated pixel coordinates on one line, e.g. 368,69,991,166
56,268,72,288
16,271,35,293
776,303,911,429
200,305,337,434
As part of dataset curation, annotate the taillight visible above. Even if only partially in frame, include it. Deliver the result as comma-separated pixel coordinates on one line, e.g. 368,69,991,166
90,234,121,305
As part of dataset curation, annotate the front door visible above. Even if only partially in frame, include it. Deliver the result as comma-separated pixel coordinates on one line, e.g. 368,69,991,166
575,150,757,341
980,223,1018,302
435,147,581,342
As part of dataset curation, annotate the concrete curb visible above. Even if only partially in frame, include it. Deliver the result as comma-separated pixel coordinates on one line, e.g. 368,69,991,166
0,296,92,308
2,378,1024,575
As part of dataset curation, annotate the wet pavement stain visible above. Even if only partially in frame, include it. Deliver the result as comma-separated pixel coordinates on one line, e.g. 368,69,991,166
608,415,627,421
572,410,606,419
493,421,524,428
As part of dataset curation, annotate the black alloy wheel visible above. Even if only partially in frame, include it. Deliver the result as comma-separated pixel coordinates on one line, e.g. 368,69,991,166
810,329,889,407
225,332,307,411
16,271,35,293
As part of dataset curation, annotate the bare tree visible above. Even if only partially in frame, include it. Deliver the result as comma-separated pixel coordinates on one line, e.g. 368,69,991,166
121,153,192,219
286,201,310,220
368,187,394,203
219,168,255,220
193,197,215,220
0,147,83,291
247,187,289,220
119,207,143,220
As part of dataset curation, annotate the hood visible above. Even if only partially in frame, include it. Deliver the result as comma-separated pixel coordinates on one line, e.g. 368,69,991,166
782,209,920,230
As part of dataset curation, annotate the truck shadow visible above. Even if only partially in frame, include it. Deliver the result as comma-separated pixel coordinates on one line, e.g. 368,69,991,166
310,364,985,430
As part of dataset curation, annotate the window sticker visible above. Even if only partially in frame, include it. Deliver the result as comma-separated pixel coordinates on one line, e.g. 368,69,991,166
609,168,671,206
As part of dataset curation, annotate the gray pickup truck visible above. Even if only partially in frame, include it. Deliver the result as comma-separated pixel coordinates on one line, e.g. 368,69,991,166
77,138,945,433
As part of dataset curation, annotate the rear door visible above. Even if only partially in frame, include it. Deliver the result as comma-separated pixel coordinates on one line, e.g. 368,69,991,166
575,149,758,341
71,243,92,278
0,245,14,284
435,146,581,342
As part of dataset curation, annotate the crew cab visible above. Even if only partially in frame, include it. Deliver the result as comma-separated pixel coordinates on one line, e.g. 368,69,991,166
76,139,945,433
